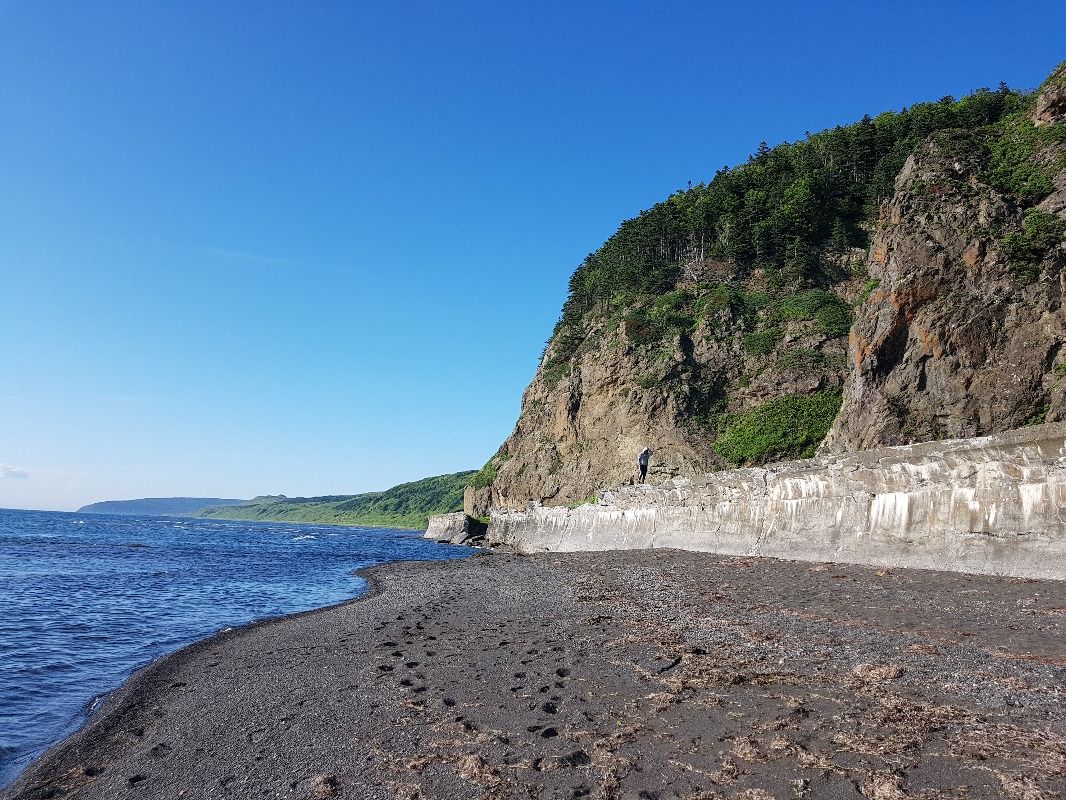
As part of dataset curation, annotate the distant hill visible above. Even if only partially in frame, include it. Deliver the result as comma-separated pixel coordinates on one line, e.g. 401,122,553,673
196,471,475,529
77,497,246,516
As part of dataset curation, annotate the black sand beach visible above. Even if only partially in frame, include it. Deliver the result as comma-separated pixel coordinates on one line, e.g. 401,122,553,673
5,550,1065,799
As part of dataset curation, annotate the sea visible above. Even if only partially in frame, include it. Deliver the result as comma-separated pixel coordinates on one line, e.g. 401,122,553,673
0,508,470,787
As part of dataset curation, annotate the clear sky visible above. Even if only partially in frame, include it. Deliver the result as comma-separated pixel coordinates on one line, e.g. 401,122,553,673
1,1,1063,511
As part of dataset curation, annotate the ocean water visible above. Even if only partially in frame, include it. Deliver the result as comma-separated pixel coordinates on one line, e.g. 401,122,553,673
0,508,470,787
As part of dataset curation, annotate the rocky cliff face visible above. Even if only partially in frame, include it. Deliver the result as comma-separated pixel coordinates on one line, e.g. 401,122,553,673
1034,63,1066,127
473,66,1066,514
478,269,857,511
824,72,1066,450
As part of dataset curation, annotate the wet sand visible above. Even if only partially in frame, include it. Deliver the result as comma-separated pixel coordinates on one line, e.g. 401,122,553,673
5,550,1066,799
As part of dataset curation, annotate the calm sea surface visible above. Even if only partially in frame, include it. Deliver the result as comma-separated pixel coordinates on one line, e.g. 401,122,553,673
0,508,470,786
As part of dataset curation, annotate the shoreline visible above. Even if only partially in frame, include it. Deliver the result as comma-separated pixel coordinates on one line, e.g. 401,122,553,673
5,550,1066,799
0,559,407,794
0,510,468,794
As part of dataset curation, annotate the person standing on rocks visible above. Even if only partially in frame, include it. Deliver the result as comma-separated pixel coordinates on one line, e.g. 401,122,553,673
637,447,652,484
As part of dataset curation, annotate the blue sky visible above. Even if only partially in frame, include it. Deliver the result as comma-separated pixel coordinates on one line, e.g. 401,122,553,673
1,1,1063,510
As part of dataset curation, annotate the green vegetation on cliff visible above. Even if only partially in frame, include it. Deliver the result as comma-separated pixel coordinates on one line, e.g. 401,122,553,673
544,85,1028,379
713,390,844,465
197,471,475,529
468,460,497,490
984,111,1066,204
1002,209,1066,281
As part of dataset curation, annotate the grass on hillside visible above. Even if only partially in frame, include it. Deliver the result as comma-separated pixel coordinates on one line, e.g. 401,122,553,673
713,390,843,466
197,470,475,530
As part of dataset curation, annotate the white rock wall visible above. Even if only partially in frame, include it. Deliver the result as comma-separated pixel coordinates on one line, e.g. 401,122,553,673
487,422,1066,579
424,512,467,543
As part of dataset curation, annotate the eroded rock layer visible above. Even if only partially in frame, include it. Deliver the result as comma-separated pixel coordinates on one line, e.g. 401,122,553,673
488,422,1066,579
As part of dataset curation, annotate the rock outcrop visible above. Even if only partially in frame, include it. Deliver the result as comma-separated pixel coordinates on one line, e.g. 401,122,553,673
478,268,861,513
487,422,1066,579
424,512,487,545
1034,62,1066,127
823,90,1066,451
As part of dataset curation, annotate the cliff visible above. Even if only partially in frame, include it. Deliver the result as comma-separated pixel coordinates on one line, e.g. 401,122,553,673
471,64,1066,513
487,421,1066,579
825,67,1066,449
